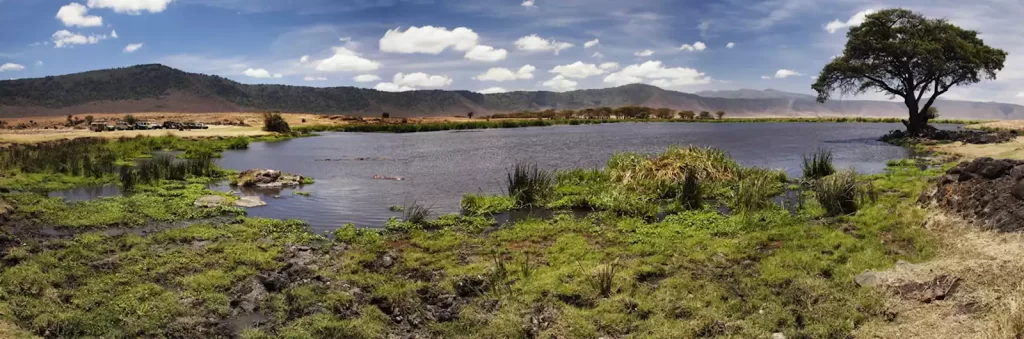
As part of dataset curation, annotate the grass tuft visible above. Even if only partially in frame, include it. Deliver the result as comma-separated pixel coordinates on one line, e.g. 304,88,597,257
802,148,836,180
506,162,552,207
814,170,873,216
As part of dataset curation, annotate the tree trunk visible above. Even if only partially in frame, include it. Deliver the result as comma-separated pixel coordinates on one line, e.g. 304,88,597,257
903,100,926,137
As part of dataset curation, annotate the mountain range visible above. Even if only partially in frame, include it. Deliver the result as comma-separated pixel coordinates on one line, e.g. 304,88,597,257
1,64,1022,120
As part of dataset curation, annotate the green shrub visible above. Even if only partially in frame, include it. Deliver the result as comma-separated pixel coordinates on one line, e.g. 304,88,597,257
802,149,836,180
814,170,872,216
507,162,552,207
263,112,291,133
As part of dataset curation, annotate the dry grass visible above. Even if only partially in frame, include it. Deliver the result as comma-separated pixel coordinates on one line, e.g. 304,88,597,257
0,125,270,143
855,213,1024,338
931,137,1024,160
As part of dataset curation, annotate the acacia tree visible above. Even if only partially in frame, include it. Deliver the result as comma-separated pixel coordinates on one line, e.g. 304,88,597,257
812,9,1006,136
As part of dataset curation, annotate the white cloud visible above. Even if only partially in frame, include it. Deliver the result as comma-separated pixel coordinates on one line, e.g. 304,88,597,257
85,0,173,14
393,72,452,88
825,9,876,34
550,61,605,79
304,76,328,81
634,49,655,57
515,34,574,54
591,52,604,59
123,43,142,53
299,55,310,64
379,26,479,54
464,45,507,62
56,3,103,27
774,69,803,78
243,68,282,79
52,30,108,48
761,75,772,80
374,82,415,92
478,87,508,94
353,74,381,82
599,62,619,70
603,60,711,87
584,39,600,48
542,75,577,92
726,42,735,49
0,63,25,72
35,61,44,66
474,65,535,82
111,30,118,38
316,46,380,72
521,0,536,8
678,41,707,52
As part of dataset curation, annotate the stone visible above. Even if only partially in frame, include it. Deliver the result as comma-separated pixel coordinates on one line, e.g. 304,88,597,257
1012,181,1024,201
236,169,307,188
772,333,786,339
194,195,230,207
234,196,267,208
855,271,883,287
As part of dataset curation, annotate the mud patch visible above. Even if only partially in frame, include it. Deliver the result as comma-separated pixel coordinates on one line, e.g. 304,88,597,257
920,157,1024,232
896,275,961,303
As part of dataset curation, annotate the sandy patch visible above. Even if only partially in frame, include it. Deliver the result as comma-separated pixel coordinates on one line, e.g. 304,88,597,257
931,137,1024,160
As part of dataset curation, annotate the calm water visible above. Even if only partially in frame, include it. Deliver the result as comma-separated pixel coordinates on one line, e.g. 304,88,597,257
51,123,934,232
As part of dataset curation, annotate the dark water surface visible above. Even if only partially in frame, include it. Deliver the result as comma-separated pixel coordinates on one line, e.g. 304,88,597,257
51,123,935,232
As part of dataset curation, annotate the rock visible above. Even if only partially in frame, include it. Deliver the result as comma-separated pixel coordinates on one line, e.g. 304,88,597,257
194,195,230,207
231,278,268,314
855,271,883,287
234,196,267,208
454,275,489,297
772,333,786,339
924,157,1024,232
236,169,307,188
1012,181,1024,201
1011,165,1024,181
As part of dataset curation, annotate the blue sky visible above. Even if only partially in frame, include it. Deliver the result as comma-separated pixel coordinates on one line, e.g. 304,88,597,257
1,0,1022,103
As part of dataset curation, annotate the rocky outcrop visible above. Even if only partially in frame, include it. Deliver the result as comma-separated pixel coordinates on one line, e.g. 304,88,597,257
921,157,1024,232
881,128,1015,145
233,196,267,208
235,169,308,188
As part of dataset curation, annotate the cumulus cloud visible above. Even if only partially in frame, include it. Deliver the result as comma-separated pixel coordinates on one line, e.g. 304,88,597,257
634,49,655,57
56,3,103,27
316,47,380,72
464,45,507,62
374,82,415,92
393,72,452,88
123,43,142,53
478,87,508,94
542,75,577,92
825,9,876,33
515,34,573,54
304,76,328,81
773,69,803,78
591,52,604,59
726,42,735,49
86,0,172,14
353,74,381,82
0,63,26,72
584,39,600,48
52,30,108,48
678,41,707,52
111,30,118,38
298,55,310,64
521,0,535,8
550,61,605,79
599,62,619,70
603,61,711,87
243,68,282,79
474,65,535,82
379,26,479,54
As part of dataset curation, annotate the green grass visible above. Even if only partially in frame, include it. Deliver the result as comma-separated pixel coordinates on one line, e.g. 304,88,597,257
802,148,836,180
0,147,945,338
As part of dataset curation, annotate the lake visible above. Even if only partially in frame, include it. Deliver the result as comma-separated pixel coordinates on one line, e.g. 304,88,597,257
51,122,930,232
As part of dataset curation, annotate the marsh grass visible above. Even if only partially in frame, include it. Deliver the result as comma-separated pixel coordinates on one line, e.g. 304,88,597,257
732,170,783,211
402,202,432,224
589,260,619,298
507,162,552,207
814,170,874,216
608,146,740,191
802,149,836,180
677,169,702,209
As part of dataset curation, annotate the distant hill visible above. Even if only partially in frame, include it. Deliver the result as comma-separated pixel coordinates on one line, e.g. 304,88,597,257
696,88,816,100
1,64,1023,120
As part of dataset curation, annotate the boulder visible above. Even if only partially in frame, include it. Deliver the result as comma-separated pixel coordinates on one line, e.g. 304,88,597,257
194,195,230,207
855,271,884,287
234,196,267,208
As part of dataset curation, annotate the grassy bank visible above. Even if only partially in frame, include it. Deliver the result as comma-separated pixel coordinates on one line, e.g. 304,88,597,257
295,117,981,134
0,143,944,337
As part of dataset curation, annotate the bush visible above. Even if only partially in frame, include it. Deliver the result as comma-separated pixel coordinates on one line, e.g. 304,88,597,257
263,113,291,133
814,170,872,216
802,149,835,180
123,114,138,125
506,163,552,207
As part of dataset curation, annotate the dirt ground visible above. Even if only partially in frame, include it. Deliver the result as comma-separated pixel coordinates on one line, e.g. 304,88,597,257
931,137,1024,160
0,112,474,143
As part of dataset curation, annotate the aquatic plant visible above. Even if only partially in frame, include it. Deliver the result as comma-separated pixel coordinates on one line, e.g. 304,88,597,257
814,170,874,216
802,148,836,180
732,169,785,211
677,169,702,210
460,194,516,216
506,162,552,207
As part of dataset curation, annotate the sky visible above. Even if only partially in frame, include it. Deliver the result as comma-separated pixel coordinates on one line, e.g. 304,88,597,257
1,0,1023,104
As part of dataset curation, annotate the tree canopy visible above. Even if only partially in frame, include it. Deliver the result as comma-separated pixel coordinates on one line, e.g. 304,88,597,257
812,8,1006,135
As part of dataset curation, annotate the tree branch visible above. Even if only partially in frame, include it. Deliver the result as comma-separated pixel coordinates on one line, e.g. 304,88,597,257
862,74,907,99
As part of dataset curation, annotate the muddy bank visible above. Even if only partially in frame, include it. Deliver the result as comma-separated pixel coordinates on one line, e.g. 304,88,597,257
882,128,1015,145
920,157,1024,232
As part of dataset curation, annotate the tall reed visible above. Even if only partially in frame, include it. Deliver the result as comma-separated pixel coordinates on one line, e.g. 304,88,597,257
802,149,836,180
506,162,552,207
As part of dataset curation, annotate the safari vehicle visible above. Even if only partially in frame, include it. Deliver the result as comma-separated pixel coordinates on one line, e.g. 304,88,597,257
134,122,158,130
163,121,182,130
111,122,133,131
88,121,109,132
